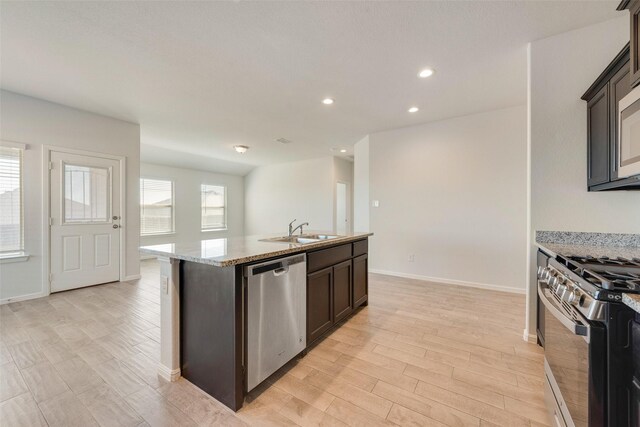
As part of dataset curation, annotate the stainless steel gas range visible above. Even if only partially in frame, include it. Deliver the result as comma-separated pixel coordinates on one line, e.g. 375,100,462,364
537,251,640,427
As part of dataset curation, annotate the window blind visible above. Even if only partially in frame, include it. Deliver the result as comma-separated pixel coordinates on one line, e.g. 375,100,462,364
140,178,174,235
0,147,23,252
201,184,226,230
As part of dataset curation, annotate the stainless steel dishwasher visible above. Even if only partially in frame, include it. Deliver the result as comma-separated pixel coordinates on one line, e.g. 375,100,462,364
244,253,306,391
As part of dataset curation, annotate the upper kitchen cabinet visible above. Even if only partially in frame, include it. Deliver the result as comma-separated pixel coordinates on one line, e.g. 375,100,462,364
582,43,640,191
619,0,640,87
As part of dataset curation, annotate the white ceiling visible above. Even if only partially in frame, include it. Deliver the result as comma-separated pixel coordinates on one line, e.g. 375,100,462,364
0,1,621,175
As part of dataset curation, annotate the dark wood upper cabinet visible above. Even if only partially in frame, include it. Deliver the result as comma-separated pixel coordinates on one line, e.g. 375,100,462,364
619,1,640,87
582,43,640,190
587,85,610,187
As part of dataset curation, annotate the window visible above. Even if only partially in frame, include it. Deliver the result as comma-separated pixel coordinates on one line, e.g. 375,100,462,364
0,146,23,253
140,178,174,235
64,164,110,223
201,184,226,231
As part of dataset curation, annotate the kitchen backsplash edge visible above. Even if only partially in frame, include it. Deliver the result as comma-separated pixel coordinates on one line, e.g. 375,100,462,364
536,231,640,247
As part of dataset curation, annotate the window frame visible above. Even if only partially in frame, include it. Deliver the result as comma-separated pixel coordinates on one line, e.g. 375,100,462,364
139,177,175,236
0,142,25,255
200,183,227,232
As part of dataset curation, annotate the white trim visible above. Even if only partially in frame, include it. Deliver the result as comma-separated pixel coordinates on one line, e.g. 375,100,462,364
157,363,181,382
369,269,526,295
0,252,30,263
1,290,48,305
43,146,127,294
522,328,538,343
122,275,142,282
0,140,28,150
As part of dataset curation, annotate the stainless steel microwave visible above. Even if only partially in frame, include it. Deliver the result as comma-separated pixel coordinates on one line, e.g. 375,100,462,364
618,85,640,178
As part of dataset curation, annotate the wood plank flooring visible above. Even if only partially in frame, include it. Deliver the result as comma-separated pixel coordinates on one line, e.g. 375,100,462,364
0,260,548,426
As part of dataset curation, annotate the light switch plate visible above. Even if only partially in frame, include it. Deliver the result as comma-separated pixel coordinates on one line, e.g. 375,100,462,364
161,275,169,294
372,200,380,207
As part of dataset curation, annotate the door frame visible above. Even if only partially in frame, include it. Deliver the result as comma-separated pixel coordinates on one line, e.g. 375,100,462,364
43,146,127,295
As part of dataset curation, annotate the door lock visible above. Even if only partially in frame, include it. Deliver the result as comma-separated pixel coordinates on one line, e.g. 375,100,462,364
112,216,121,220
112,224,120,229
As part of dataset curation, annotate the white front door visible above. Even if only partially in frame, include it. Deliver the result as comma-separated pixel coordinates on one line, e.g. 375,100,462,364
50,151,121,292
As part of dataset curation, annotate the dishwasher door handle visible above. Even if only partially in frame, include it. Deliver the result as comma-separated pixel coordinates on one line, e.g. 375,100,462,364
273,267,289,276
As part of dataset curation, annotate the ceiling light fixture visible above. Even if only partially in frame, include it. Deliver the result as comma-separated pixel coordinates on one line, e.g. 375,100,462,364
418,68,434,78
322,98,334,105
408,107,419,113
234,145,249,154
340,149,347,153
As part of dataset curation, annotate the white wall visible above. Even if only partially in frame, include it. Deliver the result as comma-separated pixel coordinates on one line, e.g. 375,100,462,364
353,136,370,232
140,163,244,247
244,156,352,235
0,90,140,302
368,105,528,293
527,17,640,335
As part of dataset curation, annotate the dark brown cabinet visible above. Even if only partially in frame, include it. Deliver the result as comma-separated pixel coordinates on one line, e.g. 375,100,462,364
619,1,640,87
306,239,368,346
307,267,334,344
333,260,352,323
353,254,368,307
582,44,640,190
587,85,610,187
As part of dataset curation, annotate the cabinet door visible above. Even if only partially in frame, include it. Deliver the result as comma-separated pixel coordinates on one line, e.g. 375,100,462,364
631,1,640,88
353,254,368,308
307,267,333,344
587,84,610,187
333,260,352,323
610,61,632,180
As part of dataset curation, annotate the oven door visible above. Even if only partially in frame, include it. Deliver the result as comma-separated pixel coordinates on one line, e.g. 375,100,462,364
538,284,605,427
619,85,640,178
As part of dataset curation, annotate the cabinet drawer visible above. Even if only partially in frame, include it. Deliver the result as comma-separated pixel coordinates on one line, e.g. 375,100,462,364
353,239,368,257
307,243,351,273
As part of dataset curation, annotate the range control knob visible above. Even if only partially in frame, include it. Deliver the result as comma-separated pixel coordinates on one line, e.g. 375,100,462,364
568,289,581,305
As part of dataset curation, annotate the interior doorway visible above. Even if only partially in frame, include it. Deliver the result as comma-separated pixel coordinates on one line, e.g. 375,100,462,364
336,182,349,235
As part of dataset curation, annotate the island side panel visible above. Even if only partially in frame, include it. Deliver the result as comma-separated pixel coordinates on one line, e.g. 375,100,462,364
180,260,243,411
158,257,181,381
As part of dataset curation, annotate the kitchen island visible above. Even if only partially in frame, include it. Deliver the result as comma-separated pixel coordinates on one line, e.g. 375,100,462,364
139,232,372,411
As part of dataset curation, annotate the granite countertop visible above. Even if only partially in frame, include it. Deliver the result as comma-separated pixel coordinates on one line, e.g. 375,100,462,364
139,231,373,267
535,230,640,314
622,294,640,314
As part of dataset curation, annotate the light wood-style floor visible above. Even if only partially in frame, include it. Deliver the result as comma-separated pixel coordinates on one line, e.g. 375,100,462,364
0,260,548,427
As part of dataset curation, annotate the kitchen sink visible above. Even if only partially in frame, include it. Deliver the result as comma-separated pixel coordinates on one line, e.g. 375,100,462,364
261,234,341,244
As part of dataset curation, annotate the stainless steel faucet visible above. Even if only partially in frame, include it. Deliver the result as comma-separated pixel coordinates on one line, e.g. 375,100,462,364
288,219,309,236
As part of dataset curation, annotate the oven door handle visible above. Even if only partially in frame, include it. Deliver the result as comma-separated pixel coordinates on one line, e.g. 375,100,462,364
538,284,589,339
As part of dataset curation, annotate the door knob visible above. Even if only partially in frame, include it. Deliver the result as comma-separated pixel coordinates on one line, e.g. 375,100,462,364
112,224,120,229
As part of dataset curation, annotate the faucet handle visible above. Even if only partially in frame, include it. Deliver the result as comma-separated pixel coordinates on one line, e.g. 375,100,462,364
289,219,297,227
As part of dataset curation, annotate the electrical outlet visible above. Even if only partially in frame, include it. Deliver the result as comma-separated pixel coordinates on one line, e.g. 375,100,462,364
161,276,169,294
408,254,415,262
372,200,380,207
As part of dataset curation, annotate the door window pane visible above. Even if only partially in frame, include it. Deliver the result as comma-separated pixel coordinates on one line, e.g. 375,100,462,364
140,178,174,235
201,184,226,230
0,147,23,252
64,164,110,223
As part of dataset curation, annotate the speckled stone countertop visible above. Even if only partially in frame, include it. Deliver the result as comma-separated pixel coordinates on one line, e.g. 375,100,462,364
622,294,640,314
535,230,640,314
139,231,373,267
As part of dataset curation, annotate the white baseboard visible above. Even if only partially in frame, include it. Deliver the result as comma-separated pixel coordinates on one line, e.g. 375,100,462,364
369,269,526,295
140,254,157,261
122,274,142,282
158,364,181,382
0,290,49,305
522,328,538,343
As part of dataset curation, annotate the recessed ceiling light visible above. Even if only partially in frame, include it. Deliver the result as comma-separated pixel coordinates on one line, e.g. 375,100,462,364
322,98,334,105
340,149,347,153
418,68,434,78
234,145,249,154
408,107,419,113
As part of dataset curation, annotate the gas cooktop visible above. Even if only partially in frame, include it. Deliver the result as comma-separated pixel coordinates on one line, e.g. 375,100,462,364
566,255,640,294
